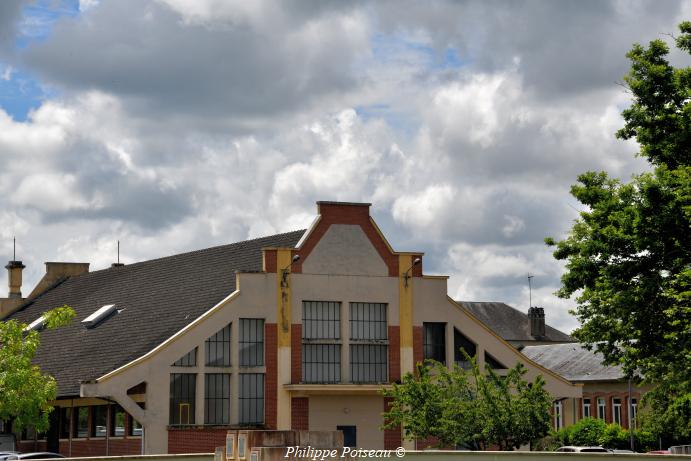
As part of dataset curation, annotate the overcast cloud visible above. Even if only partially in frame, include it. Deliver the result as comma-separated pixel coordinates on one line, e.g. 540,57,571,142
1,0,689,332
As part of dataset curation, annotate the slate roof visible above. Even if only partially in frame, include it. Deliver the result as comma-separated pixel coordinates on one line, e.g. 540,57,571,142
457,301,574,343
6,230,305,397
522,343,626,382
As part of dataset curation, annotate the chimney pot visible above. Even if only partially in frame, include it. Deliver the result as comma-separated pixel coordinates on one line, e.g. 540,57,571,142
5,260,25,299
528,306,546,338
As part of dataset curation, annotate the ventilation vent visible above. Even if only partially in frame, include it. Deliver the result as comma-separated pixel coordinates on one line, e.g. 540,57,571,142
24,315,46,332
82,304,117,328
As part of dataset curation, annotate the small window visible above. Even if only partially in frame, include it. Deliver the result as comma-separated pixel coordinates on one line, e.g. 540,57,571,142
454,328,476,369
58,407,71,439
205,373,230,425
74,407,88,438
170,373,196,425
111,405,126,436
613,398,622,425
226,433,236,459
484,351,506,370
239,319,264,367
206,324,231,367
173,347,197,367
423,322,446,364
554,401,563,430
92,405,107,437
583,398,591,418
597,397,606,419
239,374,264,425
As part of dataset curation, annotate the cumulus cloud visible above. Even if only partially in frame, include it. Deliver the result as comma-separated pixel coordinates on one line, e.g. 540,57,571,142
0,0,688,334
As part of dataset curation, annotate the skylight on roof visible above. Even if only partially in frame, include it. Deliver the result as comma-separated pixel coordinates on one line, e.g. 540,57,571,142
24,315,46,332
82,304,117,328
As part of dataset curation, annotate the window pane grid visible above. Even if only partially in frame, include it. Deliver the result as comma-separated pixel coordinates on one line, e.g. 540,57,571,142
350,344,387,383
454,328,476,368
239,319,264,367
239,374,264,425
204,373,230,425
302,301,340,339
170,373,196,425
205,324,231,367
173,347,197,367
302,344,341,383
350,303,387,340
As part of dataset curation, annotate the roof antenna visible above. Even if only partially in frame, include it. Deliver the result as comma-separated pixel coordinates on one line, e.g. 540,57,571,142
527,273,534,308
117,240,120,265
13,236,16,261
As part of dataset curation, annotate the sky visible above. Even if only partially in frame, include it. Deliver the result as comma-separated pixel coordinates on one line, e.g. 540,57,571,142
0,0,689,333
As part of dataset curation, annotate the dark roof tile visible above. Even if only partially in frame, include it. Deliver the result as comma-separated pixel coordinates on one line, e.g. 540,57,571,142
6,230,304,397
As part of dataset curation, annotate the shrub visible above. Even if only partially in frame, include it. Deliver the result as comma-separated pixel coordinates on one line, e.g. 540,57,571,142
569,418,607,446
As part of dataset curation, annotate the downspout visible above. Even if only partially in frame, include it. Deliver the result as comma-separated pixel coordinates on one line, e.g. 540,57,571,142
141,426,145,456
68,399,73,458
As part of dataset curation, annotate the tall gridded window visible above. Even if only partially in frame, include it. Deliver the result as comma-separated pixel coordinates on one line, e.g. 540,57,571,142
302,301,341,383
350,303,388,383
239,319,264,367
74,407,88,438
205,324,231,367
423,322,446,364
205,374,230,425
170,373,196,425
454,328,476,369
239,374,264,425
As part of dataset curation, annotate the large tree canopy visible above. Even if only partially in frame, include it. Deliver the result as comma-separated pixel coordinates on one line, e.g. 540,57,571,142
547,22,691,441
0,305,75,432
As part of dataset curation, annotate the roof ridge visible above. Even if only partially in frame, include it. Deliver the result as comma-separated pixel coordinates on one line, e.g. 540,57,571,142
83,229,306,276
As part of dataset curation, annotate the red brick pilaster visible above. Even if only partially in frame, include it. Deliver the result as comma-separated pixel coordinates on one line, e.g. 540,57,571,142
291,397,309,430
265,323,277,429
291,324,302,383
383,397,402,450
413,326,423,367
388,326,400,382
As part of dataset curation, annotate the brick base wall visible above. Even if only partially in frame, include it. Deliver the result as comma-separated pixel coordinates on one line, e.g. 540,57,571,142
21,438,140,457
291,397,309,430
383,397,401,450
168,427,230,454
265,323,278,429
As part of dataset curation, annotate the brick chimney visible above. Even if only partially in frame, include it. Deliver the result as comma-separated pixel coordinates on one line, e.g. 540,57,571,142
5,260,25,298
26,262,90,299
528,306,546,338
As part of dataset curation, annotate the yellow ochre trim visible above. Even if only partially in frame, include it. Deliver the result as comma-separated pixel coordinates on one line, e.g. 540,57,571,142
447,296,582,389
95,288,242,382
276,249,293,348
399,254,414,349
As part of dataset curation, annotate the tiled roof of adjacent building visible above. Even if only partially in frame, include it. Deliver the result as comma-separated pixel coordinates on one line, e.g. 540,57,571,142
457,301,574,343
522,343,626,382
5,230,305,397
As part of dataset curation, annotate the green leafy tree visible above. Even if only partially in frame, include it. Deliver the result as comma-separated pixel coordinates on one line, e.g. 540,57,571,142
382,357,552,450
546,22,691,442
0,305,76,432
